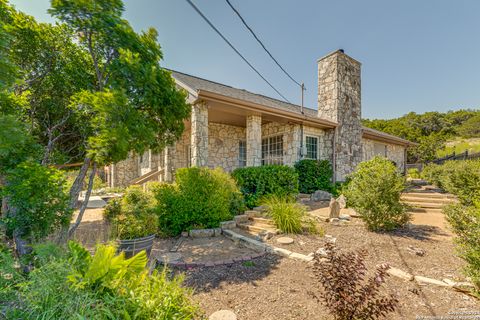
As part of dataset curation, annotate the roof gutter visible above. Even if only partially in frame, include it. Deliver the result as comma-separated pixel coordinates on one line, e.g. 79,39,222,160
362,129,417,147
197,90,338,129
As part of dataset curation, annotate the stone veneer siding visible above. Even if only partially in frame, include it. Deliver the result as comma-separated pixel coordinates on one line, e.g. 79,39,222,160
191,102,209,167
246,115,262,167
208,123,246,171
362,138,406,172
318,51,363,181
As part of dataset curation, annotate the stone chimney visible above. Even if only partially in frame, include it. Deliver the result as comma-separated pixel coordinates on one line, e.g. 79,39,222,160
317,49,362,181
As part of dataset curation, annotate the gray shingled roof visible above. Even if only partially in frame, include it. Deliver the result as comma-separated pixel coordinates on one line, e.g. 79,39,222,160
169,69,414,146
169,69,318,118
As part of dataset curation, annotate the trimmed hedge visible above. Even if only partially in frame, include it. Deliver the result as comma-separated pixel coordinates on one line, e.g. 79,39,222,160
232,165,299,208
294,159,333,194
153,167,244,236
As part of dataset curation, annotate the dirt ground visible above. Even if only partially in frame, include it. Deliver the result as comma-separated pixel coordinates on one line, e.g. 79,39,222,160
185,219,479,320
73,208,479,319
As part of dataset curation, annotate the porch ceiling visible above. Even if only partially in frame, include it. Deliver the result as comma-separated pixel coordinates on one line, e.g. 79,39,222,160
200,90,338,129
207,100,295,127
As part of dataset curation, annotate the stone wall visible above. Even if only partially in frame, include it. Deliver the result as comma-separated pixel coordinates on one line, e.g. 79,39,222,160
109,153,139,187
362,138,406,172
318,50,363,181
261,122,299,165
303,126,334,163
191,101,209,167
208,122,246,172
246,115,262,167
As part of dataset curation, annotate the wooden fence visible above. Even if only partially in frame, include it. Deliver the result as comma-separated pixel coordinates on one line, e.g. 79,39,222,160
407,150,480,171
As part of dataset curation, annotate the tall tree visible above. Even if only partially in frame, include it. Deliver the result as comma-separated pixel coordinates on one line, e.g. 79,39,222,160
48,0,190,237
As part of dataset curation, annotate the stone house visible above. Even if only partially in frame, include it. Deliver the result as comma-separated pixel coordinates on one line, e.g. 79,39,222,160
106,50,414,187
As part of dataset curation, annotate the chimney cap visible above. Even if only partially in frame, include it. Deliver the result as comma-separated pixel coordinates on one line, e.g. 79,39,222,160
317,49,361,65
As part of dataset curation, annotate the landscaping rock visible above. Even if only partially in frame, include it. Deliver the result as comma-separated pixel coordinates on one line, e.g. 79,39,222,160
315,247,328,257
213,228,222,237
414,275,451,287
407,245,426,256
289,252,313,262
209,310,237,320
157,252,182,264
339,214,351,221
86,196,107,209
324,235,337,244
189,229,214,238
276,237,294,245
220,220,236,230
386,267,414,281
272,247,292,257
329,198,340,218
234,214,248,224
181,231,188,238
253,206,267,212
311,190,332,202
337,195,347,209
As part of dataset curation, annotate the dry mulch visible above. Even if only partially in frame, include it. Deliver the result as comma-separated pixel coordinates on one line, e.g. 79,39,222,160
183,220,479,320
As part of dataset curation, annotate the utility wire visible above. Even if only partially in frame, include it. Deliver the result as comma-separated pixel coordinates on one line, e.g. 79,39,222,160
185,0,291,103
225,0,303,88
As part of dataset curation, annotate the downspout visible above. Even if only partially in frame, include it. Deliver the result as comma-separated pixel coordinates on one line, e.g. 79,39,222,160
332,127,337,184
299,83,305,161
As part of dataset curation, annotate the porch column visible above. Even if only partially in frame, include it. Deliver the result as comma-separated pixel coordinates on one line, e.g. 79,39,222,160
191,101,209,167
246,114,262,166
164,145,175,182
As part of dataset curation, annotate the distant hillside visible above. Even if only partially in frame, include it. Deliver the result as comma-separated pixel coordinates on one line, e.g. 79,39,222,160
362,109,480,162
438,138,480,157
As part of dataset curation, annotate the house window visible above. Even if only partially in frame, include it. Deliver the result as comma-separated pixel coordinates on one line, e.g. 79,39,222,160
262,135,283,165
238,140,247,167
305,136,318,160
374,143,387,157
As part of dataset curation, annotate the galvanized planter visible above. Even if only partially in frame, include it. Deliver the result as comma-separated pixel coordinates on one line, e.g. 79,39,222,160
118,234,155,258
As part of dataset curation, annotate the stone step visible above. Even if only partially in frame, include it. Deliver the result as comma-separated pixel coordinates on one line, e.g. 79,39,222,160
237,223,278,234
250,217,275,226
402,192,456,199
403,201,447,209
409,207,443,213
245,210,262,218
401,196,456,204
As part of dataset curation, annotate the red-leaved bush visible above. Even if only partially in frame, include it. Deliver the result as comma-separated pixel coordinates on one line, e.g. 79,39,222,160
312,243,398,320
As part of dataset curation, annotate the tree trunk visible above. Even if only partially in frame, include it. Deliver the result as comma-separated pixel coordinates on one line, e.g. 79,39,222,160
67,162,96,238
69,158,91,210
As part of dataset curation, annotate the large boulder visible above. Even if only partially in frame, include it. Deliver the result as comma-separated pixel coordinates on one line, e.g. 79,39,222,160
329,198,340,219
337,194,347,209
311,190,332,202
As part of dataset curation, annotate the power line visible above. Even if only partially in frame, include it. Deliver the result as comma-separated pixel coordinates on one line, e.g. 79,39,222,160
225,0,303,88
184,0,291,103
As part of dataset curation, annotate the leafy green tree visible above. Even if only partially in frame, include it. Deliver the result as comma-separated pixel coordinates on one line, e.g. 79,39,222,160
1,161,72,240
47,0,190,237
458,114,480,138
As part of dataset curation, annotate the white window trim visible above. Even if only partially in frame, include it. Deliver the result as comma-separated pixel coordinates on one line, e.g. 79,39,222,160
262,134,284,165
304,135,319,160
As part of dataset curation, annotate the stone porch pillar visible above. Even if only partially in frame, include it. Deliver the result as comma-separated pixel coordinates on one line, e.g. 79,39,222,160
246,114,262,166
164,145,175,182
191,101,209,167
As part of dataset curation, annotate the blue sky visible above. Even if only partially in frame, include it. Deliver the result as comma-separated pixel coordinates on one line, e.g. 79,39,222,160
9,0,480,119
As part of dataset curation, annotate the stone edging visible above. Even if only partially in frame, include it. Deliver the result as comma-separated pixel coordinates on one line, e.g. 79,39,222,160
157,252,266,270
386,266,475,289
222,229,313,263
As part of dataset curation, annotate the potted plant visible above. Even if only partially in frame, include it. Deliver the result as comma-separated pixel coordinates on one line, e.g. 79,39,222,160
104,186,158,258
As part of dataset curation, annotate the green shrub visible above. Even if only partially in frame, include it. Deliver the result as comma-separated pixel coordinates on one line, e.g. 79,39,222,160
422,161,480,206
262,195,322,234
3,242,200,319
294,159,333,194
1,161,72,240
232,165,299,208
153,167,244,236
343,157,410,231
444,203,480,293
407,168,421,179
104,185,158,239
0,248,23,305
